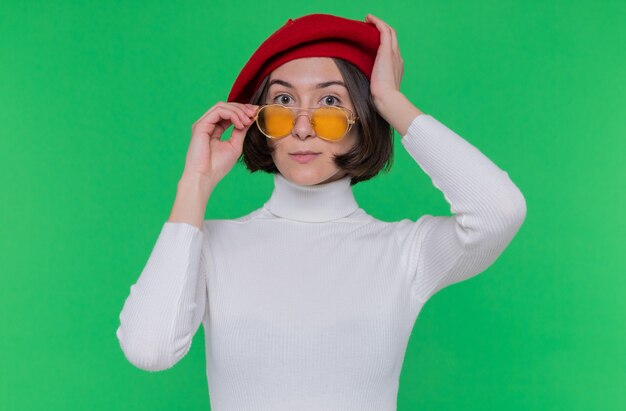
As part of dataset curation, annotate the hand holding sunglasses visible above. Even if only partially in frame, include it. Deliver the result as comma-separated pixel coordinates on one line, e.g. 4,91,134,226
182,101,258,185
253,104,359,142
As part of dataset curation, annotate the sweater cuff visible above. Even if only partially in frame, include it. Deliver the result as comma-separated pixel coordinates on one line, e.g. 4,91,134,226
401,113,432,140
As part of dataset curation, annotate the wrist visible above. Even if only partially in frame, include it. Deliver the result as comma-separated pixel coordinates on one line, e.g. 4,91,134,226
371,89,402,112
178,172,216,196
372,90,424,136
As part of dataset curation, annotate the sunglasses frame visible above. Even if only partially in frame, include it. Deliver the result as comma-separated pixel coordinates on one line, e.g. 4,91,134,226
252,104,359,142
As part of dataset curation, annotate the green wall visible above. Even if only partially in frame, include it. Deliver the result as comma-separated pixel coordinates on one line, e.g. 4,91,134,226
1,0,624,409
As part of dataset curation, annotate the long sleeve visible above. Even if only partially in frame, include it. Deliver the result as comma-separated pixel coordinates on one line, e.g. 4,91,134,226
116,222,208,371
401,114,527,303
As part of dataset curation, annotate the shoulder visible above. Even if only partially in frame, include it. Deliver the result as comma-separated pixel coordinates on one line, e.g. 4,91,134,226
202,207,268,232
354,210,435,244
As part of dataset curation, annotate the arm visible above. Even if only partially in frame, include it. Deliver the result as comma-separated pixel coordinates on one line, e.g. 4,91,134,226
400,112,527,303
116,175,214,371
363,14,526,303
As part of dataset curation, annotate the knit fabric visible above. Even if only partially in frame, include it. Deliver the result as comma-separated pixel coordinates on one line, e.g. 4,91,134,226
116,113,527,411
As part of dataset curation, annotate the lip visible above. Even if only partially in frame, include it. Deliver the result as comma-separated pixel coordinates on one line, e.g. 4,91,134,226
289,153,320,164
290,150,320,155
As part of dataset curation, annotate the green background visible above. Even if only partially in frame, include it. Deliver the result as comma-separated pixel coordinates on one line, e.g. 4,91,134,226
1,0,624,409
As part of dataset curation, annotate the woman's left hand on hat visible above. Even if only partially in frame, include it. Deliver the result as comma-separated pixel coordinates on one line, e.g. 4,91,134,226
365,13,424,136
365,14,404,107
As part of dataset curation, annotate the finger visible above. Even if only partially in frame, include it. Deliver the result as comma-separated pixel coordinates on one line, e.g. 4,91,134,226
228,105,258,132
379,21,400,57
230,102,259,118
194,102,254,131
213,104,253,129
243,103,260,116
374,15,396,51
381,26,394,55
212,116,245,142
227,121,253,152
367,13,395,38
389,27,399,54
193,104,220,130
218,102,255,126
208,121,227,141
366,13,391,29
366,14,394,54
199,107,245,131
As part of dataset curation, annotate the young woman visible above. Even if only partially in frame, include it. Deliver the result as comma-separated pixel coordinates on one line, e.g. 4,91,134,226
117,13,526,410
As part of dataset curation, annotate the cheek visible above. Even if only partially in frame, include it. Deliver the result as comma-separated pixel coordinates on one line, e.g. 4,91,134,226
336,132,359,154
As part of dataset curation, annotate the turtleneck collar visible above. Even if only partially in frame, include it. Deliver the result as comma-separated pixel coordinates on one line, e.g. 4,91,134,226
263,173,360,222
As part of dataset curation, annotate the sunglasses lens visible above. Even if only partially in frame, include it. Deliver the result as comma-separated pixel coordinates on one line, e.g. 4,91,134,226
258,105,293,138
312,107,349,141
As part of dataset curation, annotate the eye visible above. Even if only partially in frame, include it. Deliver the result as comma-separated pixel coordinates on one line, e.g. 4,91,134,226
321,95,341,106
272,94,293,105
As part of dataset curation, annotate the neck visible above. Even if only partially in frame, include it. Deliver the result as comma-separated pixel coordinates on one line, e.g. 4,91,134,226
264,173,359,222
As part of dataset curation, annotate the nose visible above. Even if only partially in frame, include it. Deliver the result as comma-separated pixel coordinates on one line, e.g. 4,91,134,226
292,111,314,140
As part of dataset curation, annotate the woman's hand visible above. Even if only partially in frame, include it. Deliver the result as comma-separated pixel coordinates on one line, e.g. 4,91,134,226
365,13,424,136
182,101,258,185
365,14,404,106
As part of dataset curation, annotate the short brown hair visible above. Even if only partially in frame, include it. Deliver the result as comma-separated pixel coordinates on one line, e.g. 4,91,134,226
238,58,393,186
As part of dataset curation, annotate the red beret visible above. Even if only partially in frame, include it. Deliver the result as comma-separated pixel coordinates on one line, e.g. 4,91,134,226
227,13,380,104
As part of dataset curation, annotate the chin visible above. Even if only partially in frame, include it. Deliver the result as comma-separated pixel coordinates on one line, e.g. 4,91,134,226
281,168,341,186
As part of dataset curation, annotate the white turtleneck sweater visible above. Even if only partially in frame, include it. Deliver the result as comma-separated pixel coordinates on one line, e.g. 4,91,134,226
116,114,526,411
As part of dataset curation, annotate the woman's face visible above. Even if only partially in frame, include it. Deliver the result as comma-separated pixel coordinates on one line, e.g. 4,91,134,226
265,57,359,186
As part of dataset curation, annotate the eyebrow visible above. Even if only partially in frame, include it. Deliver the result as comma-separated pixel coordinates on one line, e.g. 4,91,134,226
268,79,347,89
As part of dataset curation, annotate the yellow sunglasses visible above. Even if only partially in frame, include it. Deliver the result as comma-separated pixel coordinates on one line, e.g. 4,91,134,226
253,104,358,142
